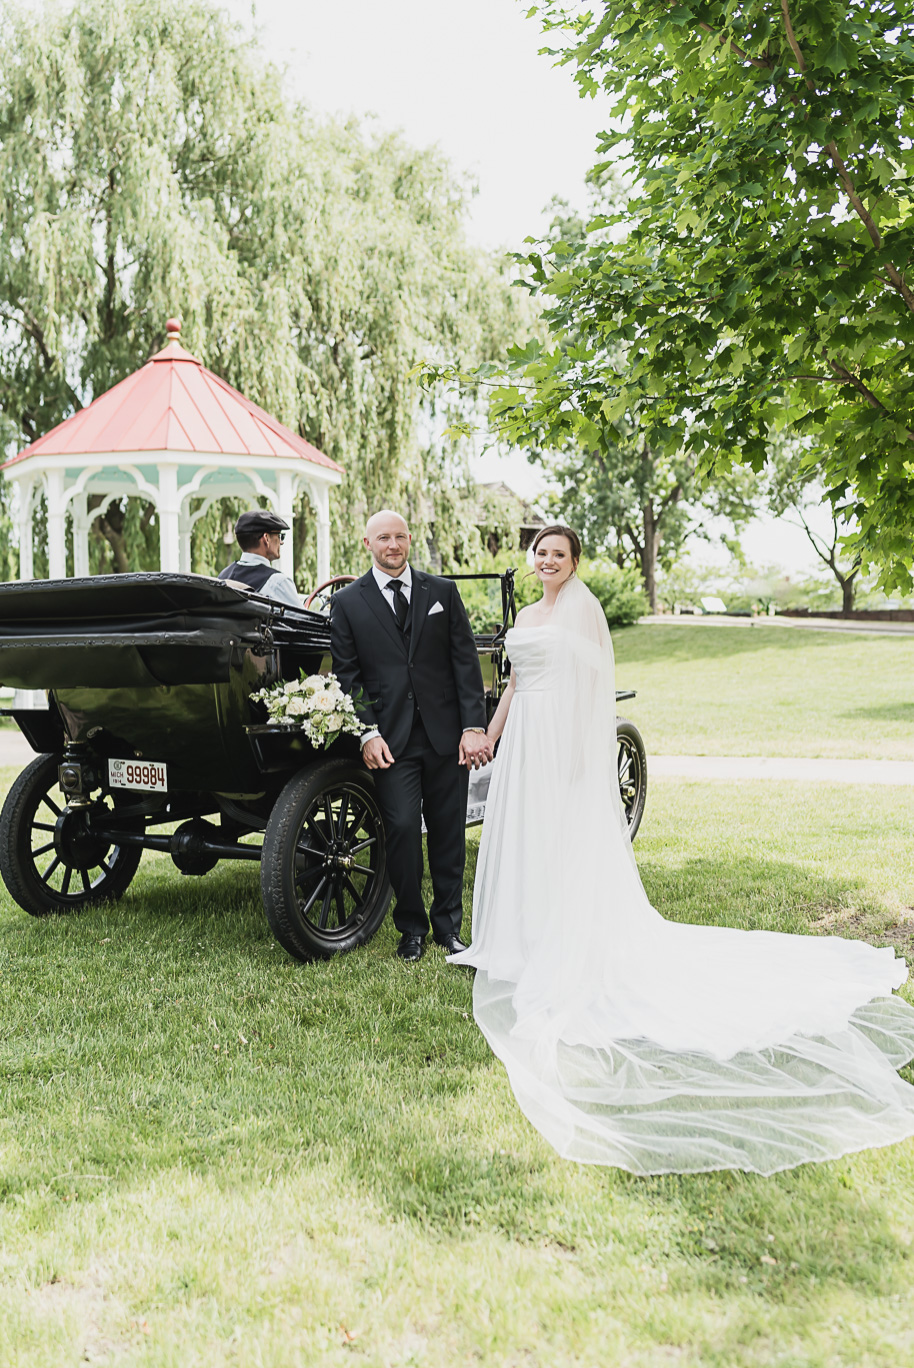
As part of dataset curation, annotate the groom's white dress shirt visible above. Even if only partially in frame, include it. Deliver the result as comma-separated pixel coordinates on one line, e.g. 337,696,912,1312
372,563,412,612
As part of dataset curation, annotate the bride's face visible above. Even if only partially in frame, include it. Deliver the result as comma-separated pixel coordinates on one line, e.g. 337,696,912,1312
533,535,576,587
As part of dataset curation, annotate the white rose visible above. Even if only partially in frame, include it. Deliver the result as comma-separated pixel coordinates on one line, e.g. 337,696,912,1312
314,693,335,710
287,696,307,716
304,674,325,690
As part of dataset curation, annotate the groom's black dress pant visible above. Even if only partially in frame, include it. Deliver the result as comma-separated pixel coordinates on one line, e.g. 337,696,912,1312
372,714,469,943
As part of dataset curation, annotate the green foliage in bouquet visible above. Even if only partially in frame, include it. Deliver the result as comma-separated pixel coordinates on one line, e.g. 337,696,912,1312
251,673,366,750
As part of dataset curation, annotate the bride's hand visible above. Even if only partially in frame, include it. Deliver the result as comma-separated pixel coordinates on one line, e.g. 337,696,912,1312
459,732,492,769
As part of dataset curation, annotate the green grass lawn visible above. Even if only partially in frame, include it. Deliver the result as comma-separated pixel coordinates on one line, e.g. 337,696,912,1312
2,763,913,1367
612,623,914,760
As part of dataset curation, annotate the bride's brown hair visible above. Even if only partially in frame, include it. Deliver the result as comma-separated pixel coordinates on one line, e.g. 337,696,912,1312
531,524,582,568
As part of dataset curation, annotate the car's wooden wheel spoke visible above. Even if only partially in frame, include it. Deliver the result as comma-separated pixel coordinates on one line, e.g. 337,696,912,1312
343,875,365,904
39,856,61,884
344,803,366,839
300,875,328,917
306,815,329,850
295,863,324,888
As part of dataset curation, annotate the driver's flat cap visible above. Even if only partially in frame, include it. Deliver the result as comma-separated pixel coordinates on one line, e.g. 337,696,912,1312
234,509,290,539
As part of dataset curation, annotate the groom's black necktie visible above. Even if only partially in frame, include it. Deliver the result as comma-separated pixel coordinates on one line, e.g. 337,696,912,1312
388,578,409,632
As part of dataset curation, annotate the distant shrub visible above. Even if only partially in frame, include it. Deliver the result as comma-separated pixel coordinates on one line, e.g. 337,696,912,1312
455,553,647,632
578,561,648,628
455,550,540,633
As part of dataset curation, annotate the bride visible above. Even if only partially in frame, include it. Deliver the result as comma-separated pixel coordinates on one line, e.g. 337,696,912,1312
449,525,914,1174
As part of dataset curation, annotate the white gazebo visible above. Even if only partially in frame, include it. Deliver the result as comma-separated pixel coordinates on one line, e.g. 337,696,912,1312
2,318,344,584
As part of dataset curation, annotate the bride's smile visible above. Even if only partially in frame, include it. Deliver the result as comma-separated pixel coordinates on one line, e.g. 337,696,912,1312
533,536,575,587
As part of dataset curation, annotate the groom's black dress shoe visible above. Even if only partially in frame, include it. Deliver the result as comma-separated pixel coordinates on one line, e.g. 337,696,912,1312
440,934,467,956
397,934,425,962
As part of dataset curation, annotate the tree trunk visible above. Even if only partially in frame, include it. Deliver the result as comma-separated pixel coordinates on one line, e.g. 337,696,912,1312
839,570,857,616
93,500,130,574
641,500,659,612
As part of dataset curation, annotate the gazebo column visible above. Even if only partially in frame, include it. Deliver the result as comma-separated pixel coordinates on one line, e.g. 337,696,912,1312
178,507,193,573
277,471,296,580
312,482,332,583
157,464,180,572
46,470,67,579
17,478,35,581
71,491,90,578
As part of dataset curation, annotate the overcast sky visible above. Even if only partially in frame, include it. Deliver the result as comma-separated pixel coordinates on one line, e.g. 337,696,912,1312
222,0,830,577
225,0,609,251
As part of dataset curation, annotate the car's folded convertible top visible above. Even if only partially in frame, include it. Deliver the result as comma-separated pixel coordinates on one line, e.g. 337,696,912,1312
0,572,331,688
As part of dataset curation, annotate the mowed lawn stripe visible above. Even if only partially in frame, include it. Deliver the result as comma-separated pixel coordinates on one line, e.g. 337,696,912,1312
613,623,914,761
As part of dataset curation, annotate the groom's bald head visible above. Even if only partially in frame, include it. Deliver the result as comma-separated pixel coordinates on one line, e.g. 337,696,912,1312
364,509,411,576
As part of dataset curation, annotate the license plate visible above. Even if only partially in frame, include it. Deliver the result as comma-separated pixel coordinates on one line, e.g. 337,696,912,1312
108,758,168,792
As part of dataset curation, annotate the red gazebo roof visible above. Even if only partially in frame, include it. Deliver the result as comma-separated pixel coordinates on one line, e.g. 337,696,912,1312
2,321,342,474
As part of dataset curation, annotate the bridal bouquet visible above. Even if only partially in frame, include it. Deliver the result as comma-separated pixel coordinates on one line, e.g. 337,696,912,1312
251,671,366,749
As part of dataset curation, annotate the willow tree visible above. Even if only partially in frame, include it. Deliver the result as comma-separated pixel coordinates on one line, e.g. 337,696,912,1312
0,0,523,579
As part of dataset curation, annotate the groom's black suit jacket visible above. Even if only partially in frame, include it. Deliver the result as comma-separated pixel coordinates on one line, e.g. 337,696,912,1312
329,568,487,757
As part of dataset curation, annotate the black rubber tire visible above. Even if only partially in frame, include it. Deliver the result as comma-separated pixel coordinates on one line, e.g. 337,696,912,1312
616,717,648,842
261,758,392,961
0,753,143,916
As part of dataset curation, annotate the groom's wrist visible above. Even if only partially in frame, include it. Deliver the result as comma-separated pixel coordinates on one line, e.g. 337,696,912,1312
462,727,486,735
360,729,381,748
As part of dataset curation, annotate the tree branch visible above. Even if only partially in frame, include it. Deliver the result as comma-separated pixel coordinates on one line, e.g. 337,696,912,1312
779,0,810,78
623,520,644,556
696,20,773,70
821,143,914,313
0,307,84,416
823,356,914,438
657,482,684,517
779,0,914,315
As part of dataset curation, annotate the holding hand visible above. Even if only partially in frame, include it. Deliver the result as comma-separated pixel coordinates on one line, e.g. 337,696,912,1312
459,730,492,770
362,735,395,770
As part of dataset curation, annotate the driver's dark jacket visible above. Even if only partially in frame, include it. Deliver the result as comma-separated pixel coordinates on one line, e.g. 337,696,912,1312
329,569,487,758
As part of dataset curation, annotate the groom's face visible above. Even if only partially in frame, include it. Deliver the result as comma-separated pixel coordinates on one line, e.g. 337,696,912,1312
364,517,411,576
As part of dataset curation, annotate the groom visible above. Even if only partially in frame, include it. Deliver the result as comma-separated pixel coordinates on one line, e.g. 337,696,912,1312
330,510,491,961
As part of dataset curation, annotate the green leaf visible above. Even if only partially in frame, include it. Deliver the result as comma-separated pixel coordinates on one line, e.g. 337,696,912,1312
818,35,856,76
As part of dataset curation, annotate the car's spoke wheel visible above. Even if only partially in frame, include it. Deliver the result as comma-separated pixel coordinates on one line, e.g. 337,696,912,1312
0,753,144,916
616,717,647,841
261,759,392,961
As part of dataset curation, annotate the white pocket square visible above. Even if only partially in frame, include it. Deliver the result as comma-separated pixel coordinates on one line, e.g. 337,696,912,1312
428,601,444,616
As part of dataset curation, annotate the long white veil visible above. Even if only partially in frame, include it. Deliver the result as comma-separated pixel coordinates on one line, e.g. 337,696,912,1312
467,576,914,1174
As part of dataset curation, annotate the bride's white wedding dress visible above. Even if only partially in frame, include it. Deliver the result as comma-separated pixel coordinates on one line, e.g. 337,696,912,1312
449,577,914,1174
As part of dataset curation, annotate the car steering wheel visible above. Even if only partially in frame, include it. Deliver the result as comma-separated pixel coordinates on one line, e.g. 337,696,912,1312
303,575,357,615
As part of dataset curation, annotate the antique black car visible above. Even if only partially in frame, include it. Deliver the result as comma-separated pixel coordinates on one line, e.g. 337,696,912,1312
0,569,646,961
